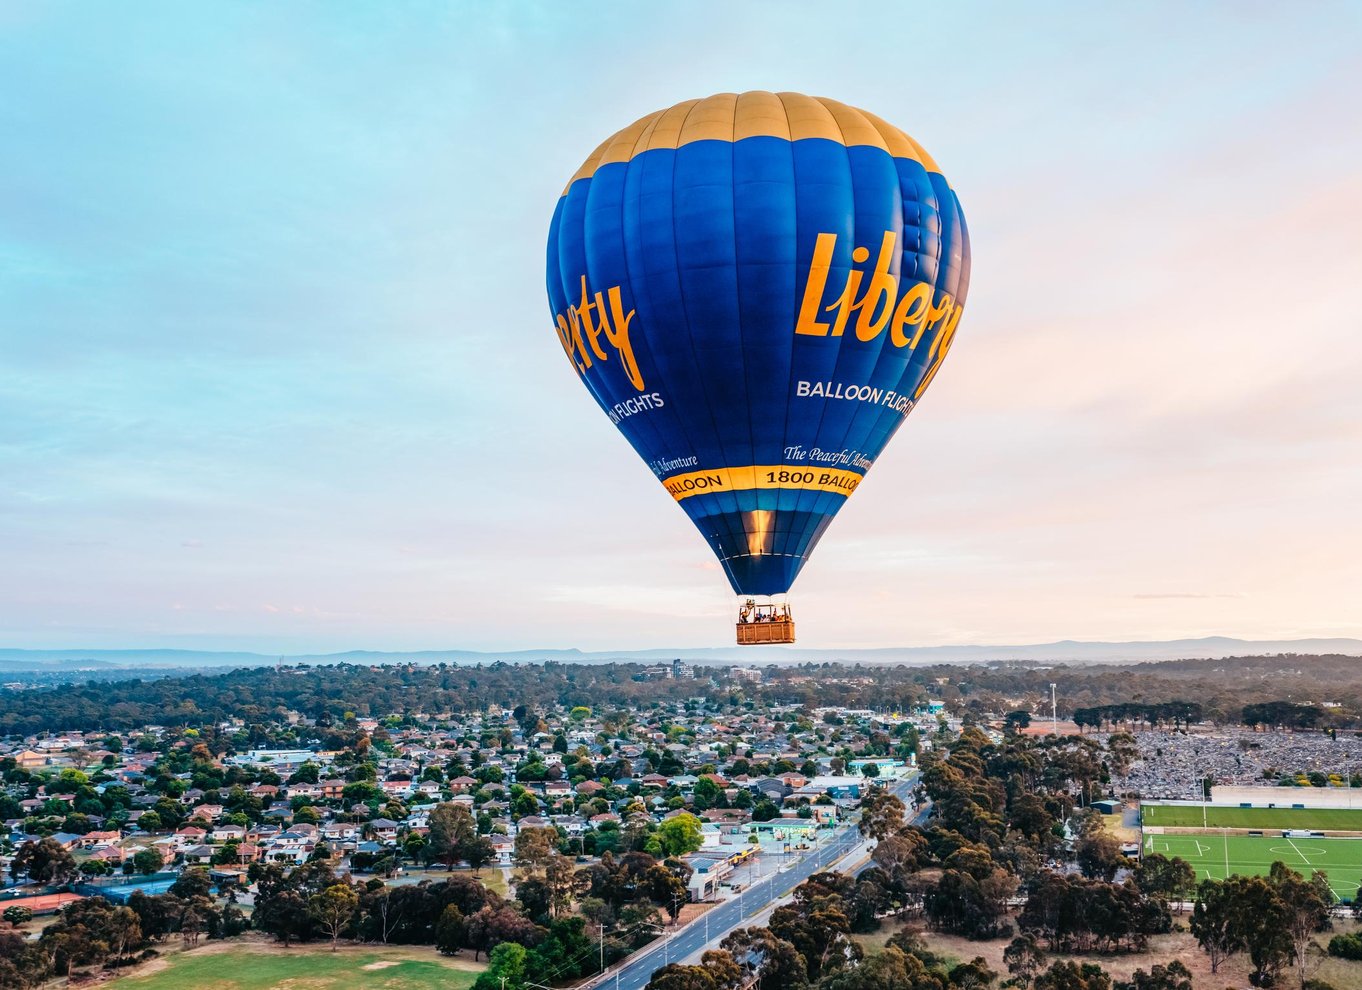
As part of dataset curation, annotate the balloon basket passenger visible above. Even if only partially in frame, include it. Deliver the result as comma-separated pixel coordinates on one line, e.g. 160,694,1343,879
736,599,795,645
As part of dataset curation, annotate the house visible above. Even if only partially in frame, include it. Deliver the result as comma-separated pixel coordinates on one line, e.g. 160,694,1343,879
15,750,49,769
173,827,208,848
752,778,792,801
78,830,122,849
265,830,315,864
183,844,215,865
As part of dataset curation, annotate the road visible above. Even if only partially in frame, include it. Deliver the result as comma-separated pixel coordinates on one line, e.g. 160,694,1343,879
594,772,922,990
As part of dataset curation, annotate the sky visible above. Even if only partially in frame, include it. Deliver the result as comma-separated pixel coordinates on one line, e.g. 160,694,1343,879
2,2,1360,653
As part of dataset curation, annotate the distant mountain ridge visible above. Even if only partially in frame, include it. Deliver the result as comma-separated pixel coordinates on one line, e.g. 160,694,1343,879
1,636,1359,672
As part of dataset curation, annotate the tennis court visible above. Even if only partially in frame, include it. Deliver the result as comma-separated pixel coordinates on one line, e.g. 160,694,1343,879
1141,803,1362,831
1144,832,1362,901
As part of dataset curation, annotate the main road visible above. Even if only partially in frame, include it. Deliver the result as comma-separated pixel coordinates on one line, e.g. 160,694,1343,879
592,772,923,990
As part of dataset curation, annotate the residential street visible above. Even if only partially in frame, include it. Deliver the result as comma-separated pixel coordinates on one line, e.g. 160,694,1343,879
594,772,920,990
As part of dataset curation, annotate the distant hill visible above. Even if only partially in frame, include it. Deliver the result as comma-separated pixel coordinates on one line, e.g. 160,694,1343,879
1,636,1359,672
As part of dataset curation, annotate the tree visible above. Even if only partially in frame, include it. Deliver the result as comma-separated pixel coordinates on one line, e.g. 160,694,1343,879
514,826,560,872
309,883,358,951
752,798,780,822
1074,833,1124,882
1190,879,1241,974
1034,962,1111,990
472,941,529,990
255,885,311,946
11,837,78,884
1005,934,1046,988
133,847,164,875
544,853,577,919
529,916,596,981
0,929,45,987
104,905,145,968
769,899,861,982
646,963,720,990
656,813,705,857
1114,961,1193,990
465,835,496,874
1269,863,1333,989
435,904,465,955
3,905,33,926
428,802,477,871
645,864,691,922
858,789,906,842
170,867,214,900
1106,733,1139,775
949,957,998,990
819,945,938,990
465,904,543,961
516,875,553,925
693,777,724,810
1134,854,1195,913
721,926,808,990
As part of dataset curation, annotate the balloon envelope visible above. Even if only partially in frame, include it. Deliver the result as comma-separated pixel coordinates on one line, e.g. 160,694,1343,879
547,92,970,596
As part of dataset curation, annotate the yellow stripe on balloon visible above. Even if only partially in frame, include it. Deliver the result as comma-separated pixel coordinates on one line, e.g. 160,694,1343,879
561,91,945,194
661,464,864,502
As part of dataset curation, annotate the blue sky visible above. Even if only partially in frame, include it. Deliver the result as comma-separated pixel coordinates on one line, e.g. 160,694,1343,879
3,2,1360,652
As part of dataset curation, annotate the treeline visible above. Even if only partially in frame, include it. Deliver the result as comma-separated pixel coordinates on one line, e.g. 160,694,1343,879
1241,701,1327,730
1075,700,1333,732
1071,703,1203,732
2,655,1359,736
0,662,722,735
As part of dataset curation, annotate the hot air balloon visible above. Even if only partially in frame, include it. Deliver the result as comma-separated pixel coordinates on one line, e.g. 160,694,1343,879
546,92,970,644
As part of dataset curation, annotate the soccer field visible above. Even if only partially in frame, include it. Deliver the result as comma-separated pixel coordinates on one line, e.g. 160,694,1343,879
1144,832,1362,901
1141,803,1362,831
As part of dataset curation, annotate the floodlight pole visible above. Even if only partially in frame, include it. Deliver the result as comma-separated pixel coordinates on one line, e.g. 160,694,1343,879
1050,684,1057,736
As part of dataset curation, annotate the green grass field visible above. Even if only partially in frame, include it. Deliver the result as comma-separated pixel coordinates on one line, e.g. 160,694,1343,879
113,944,482,990
1144,832,1362,901
1141,803,1362,830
